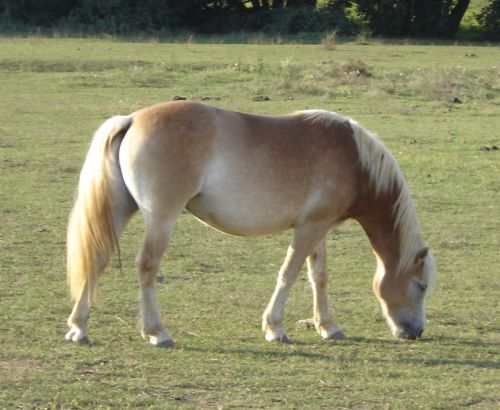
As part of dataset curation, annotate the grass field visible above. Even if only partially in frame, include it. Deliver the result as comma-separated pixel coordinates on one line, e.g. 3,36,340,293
0,37,498,409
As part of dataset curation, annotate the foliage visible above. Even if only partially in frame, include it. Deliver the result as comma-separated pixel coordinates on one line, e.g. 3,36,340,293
0,0,354,35
476,0,500,39
353,0,472,38
1,0,494,39
0,0,75,26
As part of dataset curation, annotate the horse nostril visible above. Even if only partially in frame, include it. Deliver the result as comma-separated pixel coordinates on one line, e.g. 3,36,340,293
409,327,423,339
399,323,423,339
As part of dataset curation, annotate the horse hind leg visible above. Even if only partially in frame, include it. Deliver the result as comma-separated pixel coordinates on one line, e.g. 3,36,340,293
65,281,92,343
66,199,137,343
302,238,345,340
136,216,178,347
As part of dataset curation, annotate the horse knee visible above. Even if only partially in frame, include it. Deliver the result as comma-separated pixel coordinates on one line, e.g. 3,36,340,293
136,250,160,285
309,269,328,289
277,270,301,288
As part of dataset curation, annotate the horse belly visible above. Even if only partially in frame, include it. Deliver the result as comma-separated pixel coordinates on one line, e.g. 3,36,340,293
186,184,300,236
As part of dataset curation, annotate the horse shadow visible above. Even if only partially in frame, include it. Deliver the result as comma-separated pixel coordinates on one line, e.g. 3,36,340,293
178,334,499,370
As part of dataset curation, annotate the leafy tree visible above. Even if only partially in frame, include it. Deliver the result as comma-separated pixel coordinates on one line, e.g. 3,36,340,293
1,0,74,26
476,0,500,40
354,0,471,38
231,0,316,9
1,0,486,39
287,0,317,7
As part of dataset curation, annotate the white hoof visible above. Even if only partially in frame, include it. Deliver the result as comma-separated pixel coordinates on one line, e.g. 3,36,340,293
299,319,345,340
65,325,89,343
149,331,175,348
320,324,345,340
264,328,290,343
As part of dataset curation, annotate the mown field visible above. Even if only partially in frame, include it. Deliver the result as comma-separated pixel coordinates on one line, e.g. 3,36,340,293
0,37,498,409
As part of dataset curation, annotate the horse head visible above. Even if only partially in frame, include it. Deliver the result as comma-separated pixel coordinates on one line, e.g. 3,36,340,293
373,247,436,339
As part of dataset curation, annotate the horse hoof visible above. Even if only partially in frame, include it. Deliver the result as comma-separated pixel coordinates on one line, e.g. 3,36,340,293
299,320,345,340
65,326,89,343
265,331,291,344
277,334,291,344
156,339,175,348
327,330,346,340
269,334,291,344
149,335,175,348
65,335,91,344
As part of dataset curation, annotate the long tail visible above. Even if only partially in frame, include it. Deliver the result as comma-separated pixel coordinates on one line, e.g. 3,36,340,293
67,115,133,303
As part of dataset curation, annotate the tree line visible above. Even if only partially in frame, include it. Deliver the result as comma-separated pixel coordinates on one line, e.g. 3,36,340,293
1,0,498,40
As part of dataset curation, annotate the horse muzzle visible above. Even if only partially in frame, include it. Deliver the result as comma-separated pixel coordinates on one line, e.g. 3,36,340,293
396,322,424,340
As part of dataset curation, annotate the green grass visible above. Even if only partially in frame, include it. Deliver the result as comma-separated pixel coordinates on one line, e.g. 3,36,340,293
0,37,499,409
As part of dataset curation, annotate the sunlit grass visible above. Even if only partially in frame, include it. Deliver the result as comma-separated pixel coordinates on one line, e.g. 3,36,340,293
0,37,498,409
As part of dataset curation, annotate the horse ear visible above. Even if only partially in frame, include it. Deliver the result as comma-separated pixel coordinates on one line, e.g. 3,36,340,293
414,247,429,264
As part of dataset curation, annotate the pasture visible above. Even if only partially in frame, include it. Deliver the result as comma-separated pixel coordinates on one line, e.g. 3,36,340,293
0,37,498,408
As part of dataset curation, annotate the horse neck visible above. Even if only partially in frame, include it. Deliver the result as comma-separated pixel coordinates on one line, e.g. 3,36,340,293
354,184,402,275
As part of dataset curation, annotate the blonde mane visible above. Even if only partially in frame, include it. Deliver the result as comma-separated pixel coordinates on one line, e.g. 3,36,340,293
300,110,425,275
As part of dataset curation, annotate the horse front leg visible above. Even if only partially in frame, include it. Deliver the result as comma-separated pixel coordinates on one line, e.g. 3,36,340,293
304,238,345,340
262,222,331,343
262,245,304,343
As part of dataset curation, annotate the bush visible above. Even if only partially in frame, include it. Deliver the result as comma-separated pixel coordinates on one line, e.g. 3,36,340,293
0,0,495,39
0,0,354,36
354,0,472,38
476,0,500,41
1,0,74,26
242,6,354,35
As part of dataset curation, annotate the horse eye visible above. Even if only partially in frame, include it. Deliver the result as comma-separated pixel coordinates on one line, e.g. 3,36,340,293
418,283,428,292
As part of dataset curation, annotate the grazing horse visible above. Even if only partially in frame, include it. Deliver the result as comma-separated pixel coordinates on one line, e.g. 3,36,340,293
66,101,435,347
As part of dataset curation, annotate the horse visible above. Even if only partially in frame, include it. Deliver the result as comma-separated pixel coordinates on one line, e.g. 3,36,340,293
65,101,436,347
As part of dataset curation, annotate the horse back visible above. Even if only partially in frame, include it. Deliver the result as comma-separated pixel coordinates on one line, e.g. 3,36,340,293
122,101,361,234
